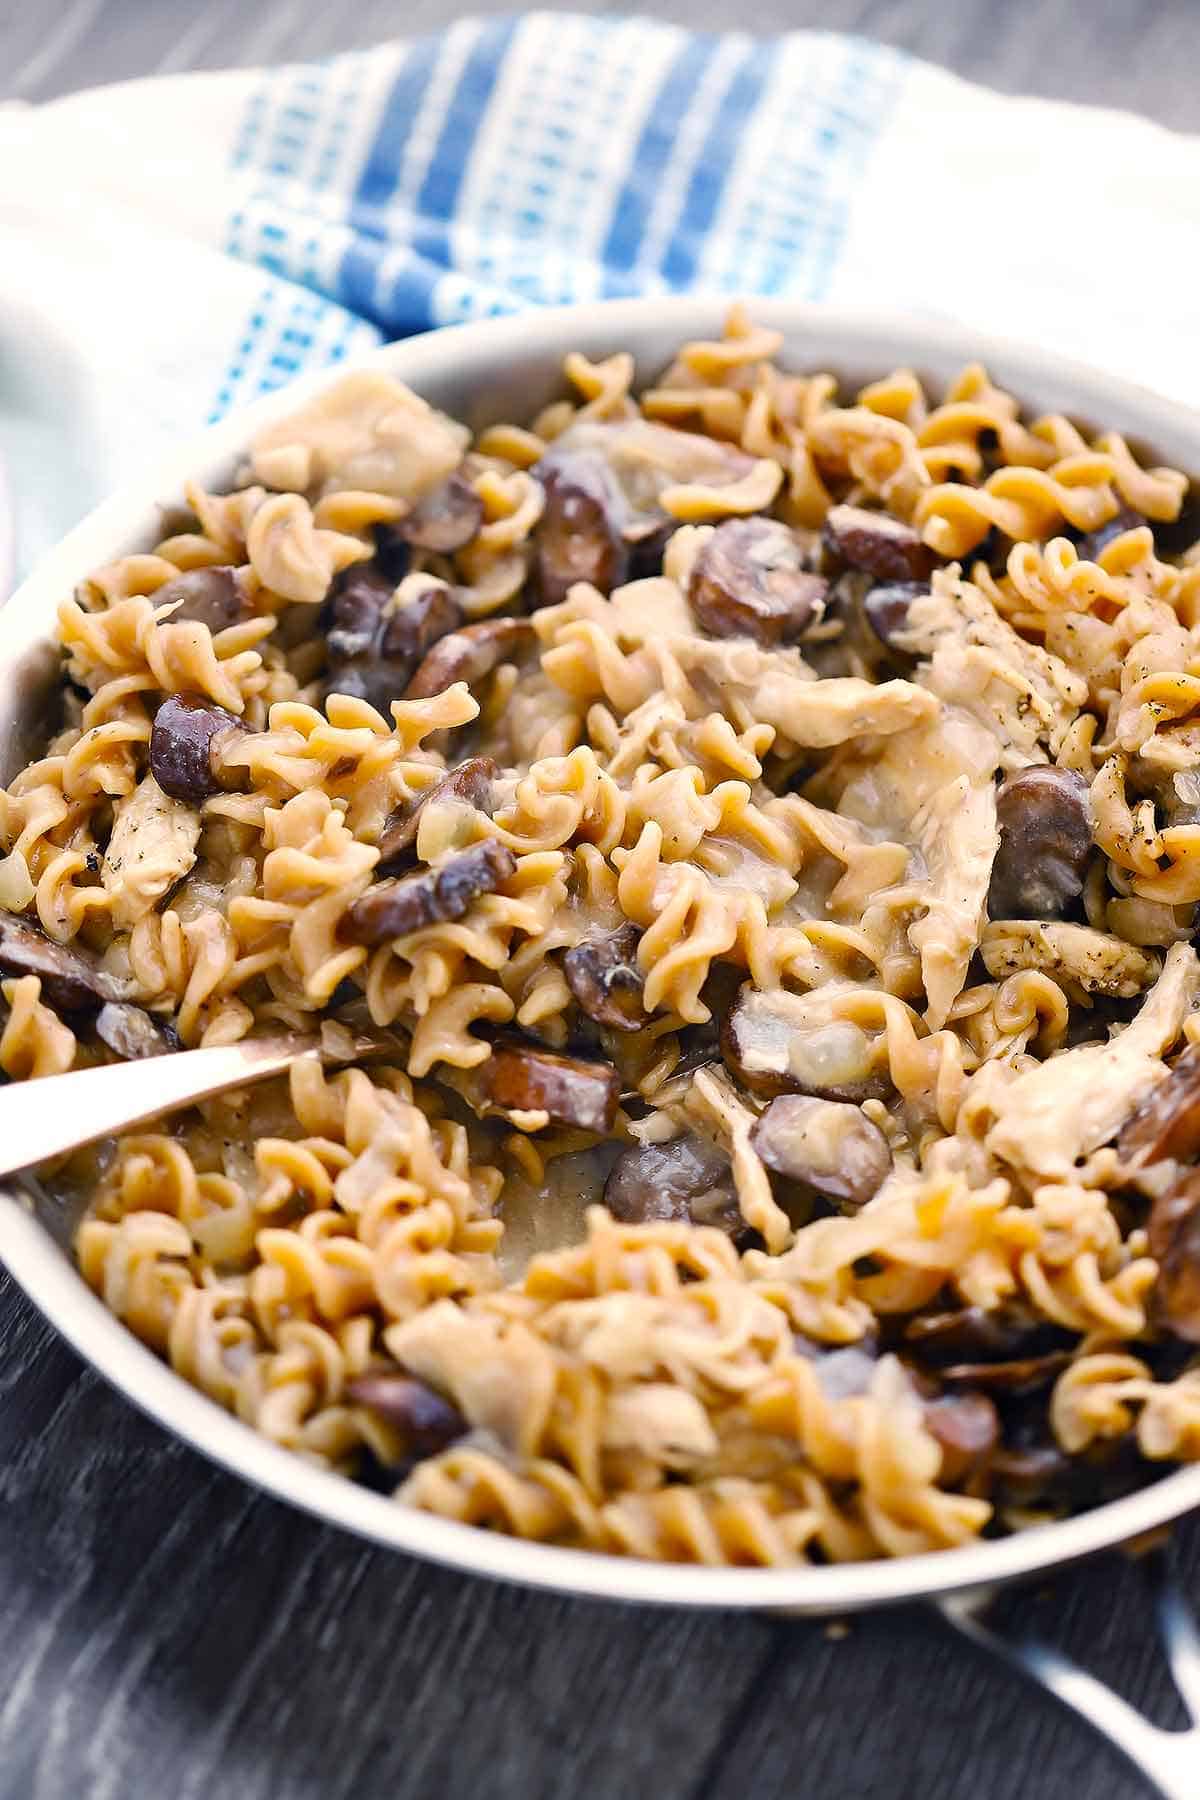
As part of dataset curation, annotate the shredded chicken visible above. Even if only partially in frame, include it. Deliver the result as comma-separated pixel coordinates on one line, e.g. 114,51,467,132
900,569,1086,767
983,941,1200,1179
981,920,1161,998
601,1383,719,1466
250,370,469,500
553,417,761,510
384,1303,554,1457
101,774,201,929
609,575,698,641
840,711,1001,1029
671,635,937,749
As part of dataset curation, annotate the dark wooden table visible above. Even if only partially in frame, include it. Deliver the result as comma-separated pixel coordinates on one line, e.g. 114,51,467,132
4,3,1200,1796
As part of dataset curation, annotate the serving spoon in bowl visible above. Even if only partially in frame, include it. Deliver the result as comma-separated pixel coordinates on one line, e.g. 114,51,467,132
0,1028,398,1183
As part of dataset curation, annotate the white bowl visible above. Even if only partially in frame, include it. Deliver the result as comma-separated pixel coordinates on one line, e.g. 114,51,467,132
3,297,1199,1613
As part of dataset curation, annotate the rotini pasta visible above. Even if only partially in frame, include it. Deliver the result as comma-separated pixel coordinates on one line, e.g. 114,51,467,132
5,310,1200,1569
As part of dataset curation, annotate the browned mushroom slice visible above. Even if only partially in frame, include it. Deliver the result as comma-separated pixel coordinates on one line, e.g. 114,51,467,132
0,917,127,1010
1076,507,1146,562
1118,1044,1200,1168
721,986,887,1103
404,617,533,700
534,418,758,606
1156,1207,1200,1342
327,561,395,654
484,1040,619,1133
863,579,927,649
325,565,464,711
822,504,936,583
989,1438,1150,1511
749,1094,891,1215
377,756,498,871
340,839,516,946
987,765,1092,921
1143,1168,1200,1341
154,566,246,633
391,472,484,554
533,449,630,607
95,1001,179,1060
988,1443,1071,1506
1147,1168,1200,1260
922,1392,998,1486
603,1132,740,1234
345,1373,468,1461
149,693,248,802
563,922,648,1033
938,1352,1074,1395
904,1302,1071,1364
379,582,465,668
623,516,675,582
687,518,827,646
324,562,400,705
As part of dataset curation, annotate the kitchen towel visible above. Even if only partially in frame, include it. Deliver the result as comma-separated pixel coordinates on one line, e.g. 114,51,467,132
1,13,1199,574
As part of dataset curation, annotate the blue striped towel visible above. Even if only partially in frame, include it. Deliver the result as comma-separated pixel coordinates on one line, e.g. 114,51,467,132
1,14,1199,572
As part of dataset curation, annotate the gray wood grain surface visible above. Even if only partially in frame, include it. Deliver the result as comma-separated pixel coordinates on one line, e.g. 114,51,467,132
3,3,1200,1797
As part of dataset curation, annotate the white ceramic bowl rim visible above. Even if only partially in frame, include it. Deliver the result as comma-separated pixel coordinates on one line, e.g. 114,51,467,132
4,295,1200,1614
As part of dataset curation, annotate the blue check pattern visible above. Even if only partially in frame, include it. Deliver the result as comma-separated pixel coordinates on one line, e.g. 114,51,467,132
211,15,908,420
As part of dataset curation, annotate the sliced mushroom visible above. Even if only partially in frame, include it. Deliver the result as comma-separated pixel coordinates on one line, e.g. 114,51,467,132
345,1373,468,1461
1118,1044,1200,1169
0,917,127,1010
149,693,248,802
686,518,827,646
533,419,764,606
379,582,465,668
377,757,498,872
389,472,484,554
987,765,1092,921
1144,1169,1200,1341
937,1352,1074,1395
340,840,516,946
1075,507,1146,562
822,504,936,583
904,1302,1072,1364
989,1441,1075,1508
534,450,630,606
324,562,398,704
154,566,246,633
603,1132,741,1234
325,565,464,711
863,579,927,649
326,560,394,653
922,1392,999,1486
404,617,533,700
749,1094,891,1215
563,923,648,1033
721,986,887,1103
95,1001,179,1060
1147,1168,1200,1261
484,1040,619,1134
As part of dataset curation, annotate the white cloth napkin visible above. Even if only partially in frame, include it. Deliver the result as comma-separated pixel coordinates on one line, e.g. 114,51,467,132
1,15,1199,575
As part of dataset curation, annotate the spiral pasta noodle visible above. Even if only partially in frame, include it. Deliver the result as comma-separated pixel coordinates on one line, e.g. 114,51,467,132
3,307,1199,1568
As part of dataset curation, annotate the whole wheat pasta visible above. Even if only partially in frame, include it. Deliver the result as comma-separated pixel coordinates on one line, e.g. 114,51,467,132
6,308,1200,1567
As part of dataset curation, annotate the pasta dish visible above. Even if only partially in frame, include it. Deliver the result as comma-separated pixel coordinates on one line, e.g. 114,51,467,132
4,308,1200,1566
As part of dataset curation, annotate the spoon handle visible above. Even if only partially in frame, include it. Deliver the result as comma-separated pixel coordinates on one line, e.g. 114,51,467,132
0,1038,316,1179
